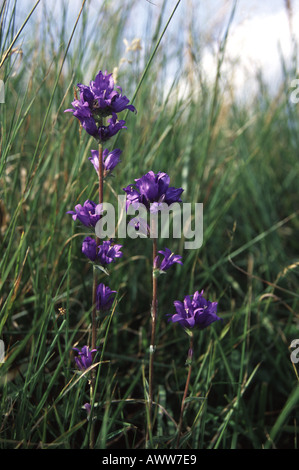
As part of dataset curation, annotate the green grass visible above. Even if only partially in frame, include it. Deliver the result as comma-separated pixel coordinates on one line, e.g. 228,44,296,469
0,0,299,449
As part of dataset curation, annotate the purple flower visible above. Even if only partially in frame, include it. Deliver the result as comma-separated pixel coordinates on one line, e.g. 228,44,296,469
89,148,122,175
65,98,98,136
83,403,91,418
72,345,97,371
97,113,127,142
168,290,221,330
123,171,184,212
65,70,136,140
154,247,183,272
96,283,116,311
82,238,123,264
82,236,97,261
97,240,123,265
82,70,136,116
67,200,103,228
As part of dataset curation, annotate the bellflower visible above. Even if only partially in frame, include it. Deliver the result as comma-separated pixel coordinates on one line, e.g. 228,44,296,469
82,238,123,264
154,247,183,272
168,290,221,330
97,113,127,142
123,171,183,212
67,200,103,228
72,345,97,371
96,283,116,311
97,240,123,265
65,70,136,140
78,70,136,116
82,237,97,261
65,97,98,136
89,148,122,175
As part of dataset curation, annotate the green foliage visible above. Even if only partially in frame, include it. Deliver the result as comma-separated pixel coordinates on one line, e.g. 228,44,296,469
0,0,298,449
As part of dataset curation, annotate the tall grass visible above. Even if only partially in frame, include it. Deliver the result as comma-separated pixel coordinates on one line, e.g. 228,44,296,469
0,0,298,449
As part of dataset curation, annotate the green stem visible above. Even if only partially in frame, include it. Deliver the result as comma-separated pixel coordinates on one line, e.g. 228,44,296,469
176,332,193,448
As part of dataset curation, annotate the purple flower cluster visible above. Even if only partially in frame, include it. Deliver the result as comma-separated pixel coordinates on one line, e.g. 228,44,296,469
82,238,123,265
72,345,97,371
123,171,183,213
65,68,222,412
66,71,130,338
168,290,222,330
65,70,136,141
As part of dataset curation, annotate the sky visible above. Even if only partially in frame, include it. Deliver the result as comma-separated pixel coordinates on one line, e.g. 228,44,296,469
129,0,299,98
11,0,299,99
199,0,299,97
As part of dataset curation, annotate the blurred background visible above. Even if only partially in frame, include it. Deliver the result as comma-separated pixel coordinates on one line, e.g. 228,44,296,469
8,0,299,98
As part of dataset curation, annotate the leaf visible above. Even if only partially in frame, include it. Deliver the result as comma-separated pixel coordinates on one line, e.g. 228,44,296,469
94,264,110,276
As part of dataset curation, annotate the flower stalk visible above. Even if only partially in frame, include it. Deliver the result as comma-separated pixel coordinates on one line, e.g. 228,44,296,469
66,69,136,449
148,233,158,437
176,331,193,448
91,142,103,349
90,142,103,449
122,170,184,447
167,290,222,448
